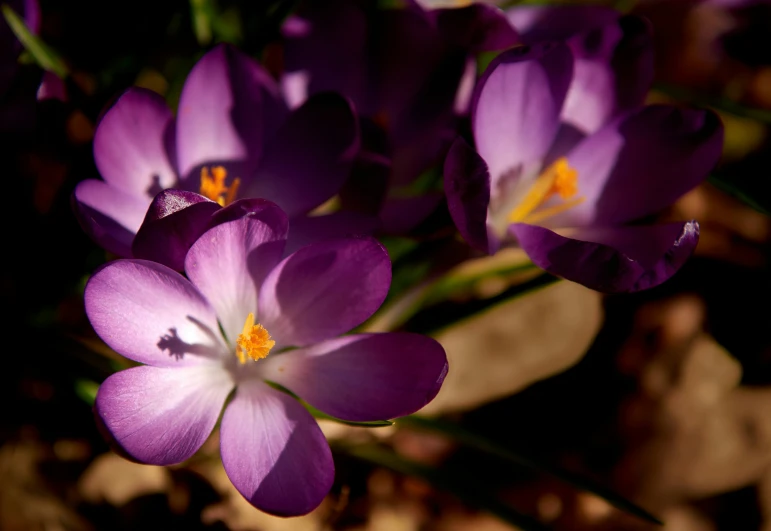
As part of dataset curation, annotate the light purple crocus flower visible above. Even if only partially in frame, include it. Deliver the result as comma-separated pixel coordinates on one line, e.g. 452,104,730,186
73,43,362,268
444,42,724,293
86,199,448,516
281,0,518,234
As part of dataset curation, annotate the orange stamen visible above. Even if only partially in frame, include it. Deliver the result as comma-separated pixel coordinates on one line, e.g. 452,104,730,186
235,313,275,364
199,166,241,206
508,157,581,223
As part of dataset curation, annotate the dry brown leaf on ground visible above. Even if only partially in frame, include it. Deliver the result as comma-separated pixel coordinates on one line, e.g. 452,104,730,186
419,280,603,416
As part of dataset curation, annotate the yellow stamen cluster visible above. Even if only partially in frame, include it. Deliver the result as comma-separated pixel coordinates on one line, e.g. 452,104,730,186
199,166,241,206
235,312,275,364
507,157,584,225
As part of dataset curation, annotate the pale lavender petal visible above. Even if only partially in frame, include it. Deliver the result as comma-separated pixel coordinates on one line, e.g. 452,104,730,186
185,202,288,345
443,137,495,254
95,365,233,465
72,179,151,257
132,190,221,271
263,333,448,421
472,42,573,186
284,211,381,257
247,93,359,218
175,44,288,185
93,88,177,197
511,221,700,293
556,105,724,227
562,15,653,134
220,380,333,516
258,237,391,348
85,259,227,367
561,26,622,134
506,8,653,135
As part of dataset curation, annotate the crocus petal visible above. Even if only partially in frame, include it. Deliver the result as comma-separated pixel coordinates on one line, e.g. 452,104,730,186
185,201,288,346
95,365,233,465
564,15,654,134
247,93,359,218
377,2,514,147
281,2,369,111
220,380,333,516
471,42,573,186
284,211,381,257
263,333,448,422
72,179,151,257
444,137,495,254
506,5,619,42
85,259,227,367
37,71,67,102
259,237,391,348
607,15,655,120
435,3,519,53
132,190,221,271
175,44,288,184
511,221,700,293
93,88,177,197
562,23,623,134
557,105,724,227
23,0,40,33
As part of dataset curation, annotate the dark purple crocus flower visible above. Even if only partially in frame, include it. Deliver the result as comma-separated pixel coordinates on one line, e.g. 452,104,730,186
73,43,361,265
281,0,518,233
444,43,724,293
85,200,448,516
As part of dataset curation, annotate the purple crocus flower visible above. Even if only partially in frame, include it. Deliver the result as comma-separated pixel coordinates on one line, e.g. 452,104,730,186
505,4,654,137
73,43,361,266
281,0,518,234
444,42,724,293
86,200,448,516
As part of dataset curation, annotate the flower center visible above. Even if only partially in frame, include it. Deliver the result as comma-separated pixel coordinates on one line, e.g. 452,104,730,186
235,312,275,364
507,157,585,225
199,166,241,206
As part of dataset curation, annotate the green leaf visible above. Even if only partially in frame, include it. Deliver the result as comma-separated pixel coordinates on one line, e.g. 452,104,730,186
708,173,771,217
398,415,663,526
1,4,68,78
74,379,99,406
339,443,550,531
264,380,393,428
403,269,557,336
306,404,394,428
368,248,541,333
189,0,215,46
